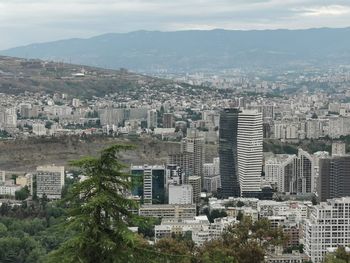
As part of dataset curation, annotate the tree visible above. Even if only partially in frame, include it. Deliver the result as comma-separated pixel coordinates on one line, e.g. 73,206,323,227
47,144,138,263
236,211,243,221
15,186,30,201
236,201,245,207
208,209,227,223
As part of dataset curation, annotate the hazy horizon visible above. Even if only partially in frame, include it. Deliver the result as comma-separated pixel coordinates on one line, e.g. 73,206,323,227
3,26,350,51
1,0,350,49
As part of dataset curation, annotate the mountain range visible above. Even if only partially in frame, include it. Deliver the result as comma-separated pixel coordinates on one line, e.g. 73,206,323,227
2,28,350,73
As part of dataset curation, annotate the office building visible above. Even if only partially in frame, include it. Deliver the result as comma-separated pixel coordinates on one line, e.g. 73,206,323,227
219,108,241,198
131,165,166,204
237,110,263,197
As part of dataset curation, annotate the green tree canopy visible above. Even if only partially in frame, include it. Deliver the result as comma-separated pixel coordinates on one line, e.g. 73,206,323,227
47,144,138,263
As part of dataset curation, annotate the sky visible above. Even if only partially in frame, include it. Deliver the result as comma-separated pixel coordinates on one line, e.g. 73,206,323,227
1,0,350,50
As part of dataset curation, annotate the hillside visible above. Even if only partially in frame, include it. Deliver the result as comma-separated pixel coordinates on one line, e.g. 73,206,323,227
0,136,218,172
2,28,350,73
0,56,172,97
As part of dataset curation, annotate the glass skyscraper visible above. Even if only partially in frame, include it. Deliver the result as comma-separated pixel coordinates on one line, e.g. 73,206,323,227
219,108,241,198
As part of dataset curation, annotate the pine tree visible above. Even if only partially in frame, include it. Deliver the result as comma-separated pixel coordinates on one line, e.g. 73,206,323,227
47,144,138,263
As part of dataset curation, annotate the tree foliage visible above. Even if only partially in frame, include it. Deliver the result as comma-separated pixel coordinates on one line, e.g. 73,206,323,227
47,144,138,263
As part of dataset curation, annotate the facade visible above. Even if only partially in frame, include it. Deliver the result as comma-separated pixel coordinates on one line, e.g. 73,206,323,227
219,108,241,198
304,197,350,263
168,184,193,204
237,110,263,197
36,165,65,199
318,155,350,201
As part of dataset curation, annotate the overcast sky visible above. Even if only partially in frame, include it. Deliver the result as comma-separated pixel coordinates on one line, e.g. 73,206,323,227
1,0,350,50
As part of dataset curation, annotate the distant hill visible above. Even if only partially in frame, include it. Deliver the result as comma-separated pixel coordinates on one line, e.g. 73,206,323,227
0,56,173,97
2,28,350,73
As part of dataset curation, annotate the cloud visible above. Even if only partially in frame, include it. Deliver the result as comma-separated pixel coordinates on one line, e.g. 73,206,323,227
0,0,350,49
296,5,350,17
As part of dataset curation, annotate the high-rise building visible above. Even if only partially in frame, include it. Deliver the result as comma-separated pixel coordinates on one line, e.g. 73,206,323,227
181,129,205,180
169,129,205,184
282,149,314,194
318,155,350,202
131,165,166,204
147,109,158,129
36,165,65,199
188,176,201,204
203,158,220,193
163,113,174,128
237,110,263,197
304,197,350,263
219,108,241,198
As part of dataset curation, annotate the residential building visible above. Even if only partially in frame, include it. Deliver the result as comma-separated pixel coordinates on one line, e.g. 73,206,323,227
163,113,174,128
139,204,196,219
304,197,350,263
36,165,65,199
147,109,158,129
32,123,46,136
168,184,193,204
332,142,346,156
318,155,350,201
188,176,201,204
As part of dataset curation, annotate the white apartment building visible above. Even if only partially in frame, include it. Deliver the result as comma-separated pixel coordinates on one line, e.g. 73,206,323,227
304,197,350,263
139,204,196,219
36,165,65,199
168,184,193,204
32,123,47,136
0,184,22,196
188,176,201,204
237,110,263,196
332,142,346,156
264,155,292,188
155,216,236,245
147,109,157,129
